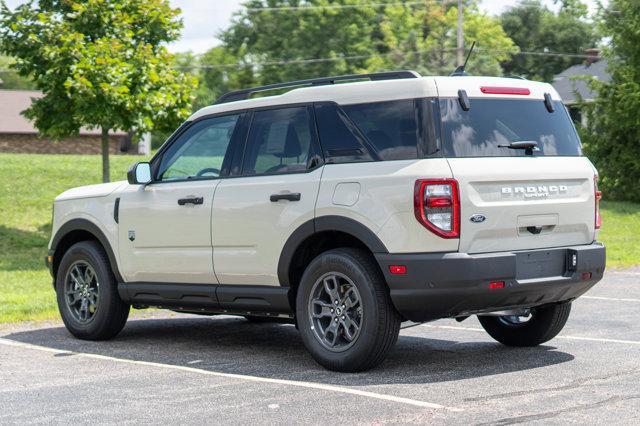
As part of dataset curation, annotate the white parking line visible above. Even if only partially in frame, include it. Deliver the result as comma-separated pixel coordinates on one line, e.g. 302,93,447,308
420,324,640,346
0,338,460,412
582,296,640,303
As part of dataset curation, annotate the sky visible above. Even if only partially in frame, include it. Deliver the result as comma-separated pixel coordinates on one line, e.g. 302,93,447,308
6,0,604,54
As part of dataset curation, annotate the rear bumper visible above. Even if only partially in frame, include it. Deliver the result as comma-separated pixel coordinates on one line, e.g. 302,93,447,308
375,242,606,322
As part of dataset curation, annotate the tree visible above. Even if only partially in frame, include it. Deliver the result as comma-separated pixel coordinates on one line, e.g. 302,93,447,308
0,0,196,182
371,0,517,76
580,0,640,202
222,0,381,85
500,0,600,82
221,0,516,85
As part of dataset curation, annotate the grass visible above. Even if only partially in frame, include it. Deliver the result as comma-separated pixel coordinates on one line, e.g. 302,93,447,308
598,201,640,269
0,153,638,323
0,153,150,323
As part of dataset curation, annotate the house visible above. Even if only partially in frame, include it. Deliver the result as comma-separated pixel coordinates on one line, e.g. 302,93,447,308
551,49,611,126
0,89,131,154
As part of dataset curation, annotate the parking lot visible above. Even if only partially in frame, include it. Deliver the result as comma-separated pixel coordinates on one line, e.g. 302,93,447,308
1,269,639,425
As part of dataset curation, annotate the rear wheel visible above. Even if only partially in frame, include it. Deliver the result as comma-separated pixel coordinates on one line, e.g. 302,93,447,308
296,248,400,372
478,302,571,347
56,241,130,340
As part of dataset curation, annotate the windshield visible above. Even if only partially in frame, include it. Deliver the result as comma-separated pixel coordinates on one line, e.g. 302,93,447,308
439,98,582,157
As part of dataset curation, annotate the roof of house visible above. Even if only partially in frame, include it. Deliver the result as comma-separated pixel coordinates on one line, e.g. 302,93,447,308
0,89,126,135
552,59,611,104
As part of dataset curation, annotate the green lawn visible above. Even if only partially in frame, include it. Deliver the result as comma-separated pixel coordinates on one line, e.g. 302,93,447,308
0,153,150,323
0,153,638,323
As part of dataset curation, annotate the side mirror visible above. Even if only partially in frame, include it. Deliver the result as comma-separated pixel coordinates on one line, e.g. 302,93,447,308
127,162,152,185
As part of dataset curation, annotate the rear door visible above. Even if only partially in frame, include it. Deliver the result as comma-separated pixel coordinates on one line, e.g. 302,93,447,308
439,96,597,254
212,105,323,286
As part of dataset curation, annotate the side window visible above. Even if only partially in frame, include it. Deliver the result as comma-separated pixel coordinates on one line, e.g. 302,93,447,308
241,107,316,175
158,114,240,181
342,99,419,161
314,102,373,163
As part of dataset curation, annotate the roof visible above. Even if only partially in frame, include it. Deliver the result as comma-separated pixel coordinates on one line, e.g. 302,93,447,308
0,89,127,136
190,76,560,121
551,60,611,104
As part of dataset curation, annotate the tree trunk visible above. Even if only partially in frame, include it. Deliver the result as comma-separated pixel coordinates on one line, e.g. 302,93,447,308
101,127,110,183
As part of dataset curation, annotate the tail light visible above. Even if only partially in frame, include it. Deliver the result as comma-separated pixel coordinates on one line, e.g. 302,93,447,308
414,179,460,238
594,175,602,229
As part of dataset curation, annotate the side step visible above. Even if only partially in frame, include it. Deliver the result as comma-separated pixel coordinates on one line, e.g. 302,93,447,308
118,282,292,315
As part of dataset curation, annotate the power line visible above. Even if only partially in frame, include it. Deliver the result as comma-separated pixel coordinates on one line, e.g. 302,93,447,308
0,49,599,74
244,1,430,12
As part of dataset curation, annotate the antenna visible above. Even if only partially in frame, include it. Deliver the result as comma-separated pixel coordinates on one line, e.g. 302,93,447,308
451,41,476,76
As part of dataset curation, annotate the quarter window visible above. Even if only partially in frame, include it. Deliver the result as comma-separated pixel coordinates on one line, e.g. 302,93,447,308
158,114,240,181
242,107,316,175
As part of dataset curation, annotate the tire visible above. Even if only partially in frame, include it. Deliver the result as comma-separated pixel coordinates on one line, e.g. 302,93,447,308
296,248,401,372
478,302,572,347
55,240,130,340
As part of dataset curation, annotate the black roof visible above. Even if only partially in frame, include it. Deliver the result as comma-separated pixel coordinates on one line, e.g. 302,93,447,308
551,59,610,104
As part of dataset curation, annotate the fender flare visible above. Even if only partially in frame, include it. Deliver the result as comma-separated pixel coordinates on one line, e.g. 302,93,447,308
277,215,388,287
50,218,124,283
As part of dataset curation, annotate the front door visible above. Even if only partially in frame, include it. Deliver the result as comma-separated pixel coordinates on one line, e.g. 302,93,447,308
212,105,323,286
118,113,242,283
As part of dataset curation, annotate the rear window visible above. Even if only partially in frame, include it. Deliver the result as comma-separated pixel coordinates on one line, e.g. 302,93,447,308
439,98,582,157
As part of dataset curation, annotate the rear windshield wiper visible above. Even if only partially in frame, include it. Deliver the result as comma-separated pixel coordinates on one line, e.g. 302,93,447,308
498,140,539,155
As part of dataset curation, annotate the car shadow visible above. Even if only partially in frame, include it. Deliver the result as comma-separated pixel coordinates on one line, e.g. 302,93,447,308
3,315,574,386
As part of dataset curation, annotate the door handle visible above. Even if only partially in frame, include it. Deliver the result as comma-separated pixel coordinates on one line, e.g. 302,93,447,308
178,196,204,206
270,192,301,202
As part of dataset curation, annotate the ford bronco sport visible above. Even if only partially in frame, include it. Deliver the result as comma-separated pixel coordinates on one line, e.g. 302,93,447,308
47,71,606,372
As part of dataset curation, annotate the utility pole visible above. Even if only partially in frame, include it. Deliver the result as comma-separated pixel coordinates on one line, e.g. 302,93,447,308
456,0,464,66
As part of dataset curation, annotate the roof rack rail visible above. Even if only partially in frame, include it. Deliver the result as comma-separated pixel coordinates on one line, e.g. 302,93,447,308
213,70,421,104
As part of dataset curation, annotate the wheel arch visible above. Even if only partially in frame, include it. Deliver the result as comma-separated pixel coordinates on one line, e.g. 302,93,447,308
50,219,123,284
278,216,389,308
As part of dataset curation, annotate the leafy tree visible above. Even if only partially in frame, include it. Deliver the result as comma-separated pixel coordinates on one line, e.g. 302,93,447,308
500,0,600,82
371,0,517,76
222,0,380,85
0,0,196,182
580,0,640,202
221,0,516,85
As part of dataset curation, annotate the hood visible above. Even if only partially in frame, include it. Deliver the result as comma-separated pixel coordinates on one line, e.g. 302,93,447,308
55,181,127,202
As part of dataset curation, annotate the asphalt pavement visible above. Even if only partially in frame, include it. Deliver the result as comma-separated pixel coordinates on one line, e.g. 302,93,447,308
1,269,639,425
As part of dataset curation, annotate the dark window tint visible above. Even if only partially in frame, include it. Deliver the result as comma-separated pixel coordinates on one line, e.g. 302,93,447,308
242,107,315,175
343,99,419,160
158,114,239,181
314,102,373,163
439,98,582,157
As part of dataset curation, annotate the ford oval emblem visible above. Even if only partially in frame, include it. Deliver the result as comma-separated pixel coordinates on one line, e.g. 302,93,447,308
469,214,486,223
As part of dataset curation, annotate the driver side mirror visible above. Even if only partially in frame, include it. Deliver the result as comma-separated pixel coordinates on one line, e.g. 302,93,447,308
127,162,152,185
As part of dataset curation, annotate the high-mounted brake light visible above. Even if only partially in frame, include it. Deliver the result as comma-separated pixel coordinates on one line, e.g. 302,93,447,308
414,179,460,238
594,175,602,230
480,86,530,95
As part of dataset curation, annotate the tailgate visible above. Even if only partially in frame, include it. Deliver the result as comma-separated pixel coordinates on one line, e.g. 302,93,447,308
448,157,596,253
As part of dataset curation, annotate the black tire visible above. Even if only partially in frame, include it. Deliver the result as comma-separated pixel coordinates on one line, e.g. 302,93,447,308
478,302,572,347
55,241,130,340
296,248,401,372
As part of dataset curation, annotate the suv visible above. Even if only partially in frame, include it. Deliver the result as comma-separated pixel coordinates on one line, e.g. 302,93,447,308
47,71,606,372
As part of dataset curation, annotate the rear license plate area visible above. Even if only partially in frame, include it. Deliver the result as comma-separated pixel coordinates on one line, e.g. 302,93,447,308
516,249,567,280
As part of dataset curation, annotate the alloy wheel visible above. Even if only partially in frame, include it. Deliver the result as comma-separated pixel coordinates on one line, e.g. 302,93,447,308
64,260,100,324
308,272,363,352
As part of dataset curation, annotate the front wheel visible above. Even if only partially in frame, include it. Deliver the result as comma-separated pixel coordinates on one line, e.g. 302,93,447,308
56,241,130,340
296,248,401,372
478,302,572,347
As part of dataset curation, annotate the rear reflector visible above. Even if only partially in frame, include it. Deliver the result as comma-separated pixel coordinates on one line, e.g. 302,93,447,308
480,86,530,95
389,265,407,275
489,281,505,289
581,272,592,280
